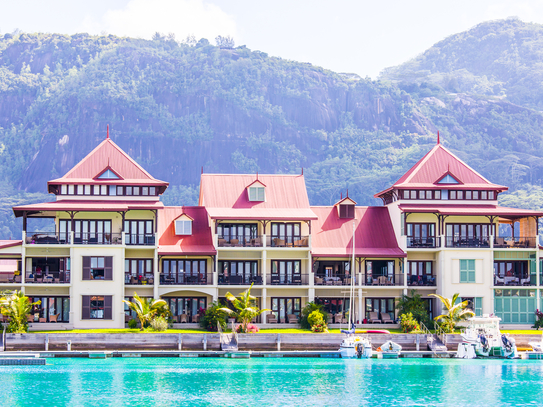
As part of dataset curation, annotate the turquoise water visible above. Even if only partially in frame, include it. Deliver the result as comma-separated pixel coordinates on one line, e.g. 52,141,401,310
1,357,543,406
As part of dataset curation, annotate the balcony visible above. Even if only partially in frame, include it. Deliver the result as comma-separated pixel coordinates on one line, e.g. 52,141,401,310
407,237,440,249
362,274,404,286
267,236,309,248
407,274,436,286
267,274,309,285
126,274,155,285
314,275,355,286
26,232,70,245
494,237,536,249
73,233,122,245
217,236,263,247
218,275,263,285
125,234,156,246
493,274,534,286
445,236,490,248
159,273,212,285
25,273,70,284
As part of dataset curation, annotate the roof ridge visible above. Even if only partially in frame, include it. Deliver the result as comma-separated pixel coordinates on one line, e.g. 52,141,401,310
403,144,440,184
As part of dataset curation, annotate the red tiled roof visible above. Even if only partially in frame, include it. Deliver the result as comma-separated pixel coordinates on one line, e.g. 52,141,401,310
158,206,215,256
13,200,164,217
376,144,507,197
199,174,317,220
48,138,168,186
311,206,405,258
398,204,543,219
0,240,22,251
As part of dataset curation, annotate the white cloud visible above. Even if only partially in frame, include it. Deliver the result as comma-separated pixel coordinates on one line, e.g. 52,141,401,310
80,0,237,42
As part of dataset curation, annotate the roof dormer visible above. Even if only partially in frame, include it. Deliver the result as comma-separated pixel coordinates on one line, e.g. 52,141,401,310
174,214,193,236
335,196,356,219
435,171,461,185
247,180,266,202
95,167,122,180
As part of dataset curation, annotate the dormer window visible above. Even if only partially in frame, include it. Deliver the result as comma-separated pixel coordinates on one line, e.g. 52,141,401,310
436,173,460,184
174,215,193,235
96,168,120,180
247,180,266,202
339,204,355,219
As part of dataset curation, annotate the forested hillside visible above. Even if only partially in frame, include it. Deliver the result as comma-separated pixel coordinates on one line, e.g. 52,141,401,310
1,18,543,238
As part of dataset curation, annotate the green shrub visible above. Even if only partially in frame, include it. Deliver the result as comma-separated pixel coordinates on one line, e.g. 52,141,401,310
300,302,328,330
128,318,138,329
399,312,420,333
308,310,328,333
199,301,227,331
150,316,168,332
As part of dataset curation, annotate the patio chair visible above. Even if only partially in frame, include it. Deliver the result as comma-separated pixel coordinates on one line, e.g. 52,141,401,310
381,313,394,324
179,314,188,323
495,276,505,285
218,238,228,247
27,314,34,323
251,238,262,247
521,277,531,286
230,238,241,247
377,276,387,286
334,314,343,323
315,277,323,285
49,314,60,323
130,276,138,285
368,312,381,324
192,314,200,323
287,314,298,324
267,314,278,324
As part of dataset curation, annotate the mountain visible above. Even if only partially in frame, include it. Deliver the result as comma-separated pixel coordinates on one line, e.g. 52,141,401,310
1,20,543,238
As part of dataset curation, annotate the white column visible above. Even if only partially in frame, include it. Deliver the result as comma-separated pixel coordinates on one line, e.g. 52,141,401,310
537,248,541,311
358,288,363,324
308,251,313,287
213,256,219,286
308,287,315,303
153,251,159,299
261,250,267,286
262,287,267,324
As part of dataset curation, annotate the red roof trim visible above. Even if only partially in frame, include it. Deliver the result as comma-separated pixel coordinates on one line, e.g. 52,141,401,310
246,179,267,188
335,197,357,206
173,213,194,221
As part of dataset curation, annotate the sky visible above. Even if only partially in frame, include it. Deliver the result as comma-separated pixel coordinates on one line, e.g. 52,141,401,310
2,0,543,78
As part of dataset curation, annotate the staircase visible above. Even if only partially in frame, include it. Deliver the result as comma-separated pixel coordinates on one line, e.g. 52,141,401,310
218,322,239,352
421,322,448,353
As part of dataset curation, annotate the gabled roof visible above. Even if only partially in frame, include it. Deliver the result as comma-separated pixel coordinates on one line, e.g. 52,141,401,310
199,174,317,220
310,206,406,258
375,143,507,197
246,179,266,188
48,137,168,187
158,206,215,256
335,197,357,206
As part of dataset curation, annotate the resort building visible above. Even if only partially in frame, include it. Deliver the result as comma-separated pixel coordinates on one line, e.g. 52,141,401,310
0,134,541,329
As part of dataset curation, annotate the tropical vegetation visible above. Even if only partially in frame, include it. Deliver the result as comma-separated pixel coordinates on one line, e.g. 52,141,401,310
396,290,432,329
219,284,269,333
300,302,329,330
307,310,328,333
430,293,475,333
399,312,421,333
0,290,41,333
199,301,228,332
122,293,169,331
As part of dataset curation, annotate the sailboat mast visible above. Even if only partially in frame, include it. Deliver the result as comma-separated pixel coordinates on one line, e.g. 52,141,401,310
350,218,355,326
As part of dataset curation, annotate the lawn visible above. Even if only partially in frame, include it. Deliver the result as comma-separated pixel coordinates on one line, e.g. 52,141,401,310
32,328,404,334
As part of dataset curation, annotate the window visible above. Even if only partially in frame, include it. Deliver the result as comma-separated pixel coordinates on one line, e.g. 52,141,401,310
218,260,258,285
109,185,117,195
271,222,301,246
126,186,133,196
445,223,492,247
161,259,207,285
315,298,350,319
60,219,113,244
101,185,107,195
248,186,265,201
82,295,112,319
84,185,91,195
460,259,476,283
125,220,154,245
365,298,395,321
162,297,206,319
437,174,459,184
339,204,355,219
270,260,302,284
461,297,482,316
406,223,436,247
142,186,149,196
407,261,434,285
83,256,113,280
97,169,120,180
68,184,74,195
28,296,70,323
402,190,441,200
125,258,154,284
494,289,536,324
61,184,67,194
175,220,192,235
270,297,301,323
218,223,258,246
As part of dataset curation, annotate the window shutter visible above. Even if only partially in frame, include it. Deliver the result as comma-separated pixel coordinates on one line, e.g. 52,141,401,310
401,213,405,235
475,297,482,316
105,256,113,280
104,296,112,320
257,187,265,201
249,188,256,201
82,256,91,280
82,295,90,319
185,221,192,235
459,260,468,283
347,205,354,219
468,260,476,283
339,205,347,218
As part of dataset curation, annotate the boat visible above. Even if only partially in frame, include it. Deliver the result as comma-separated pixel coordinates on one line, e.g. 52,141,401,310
377,340,402,359
528,335,543,352
338,220,372,359
339,335,373,359
457,315,518,359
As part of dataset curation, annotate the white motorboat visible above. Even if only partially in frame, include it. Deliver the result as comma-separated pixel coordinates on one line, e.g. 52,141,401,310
377,340,402,359
528,336,543,352
458,315,518,359
339,335,372,359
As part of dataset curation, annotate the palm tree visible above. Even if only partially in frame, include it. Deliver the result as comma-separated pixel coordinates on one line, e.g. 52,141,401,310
0,290,41,333
219,283,270,333
430,293,475,333
123,293,168,331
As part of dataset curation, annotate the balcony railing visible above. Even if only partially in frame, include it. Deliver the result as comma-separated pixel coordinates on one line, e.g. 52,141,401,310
267,274,309,285
25,273,70,284
126,234,156,246
407,274,436,286
445,236,490,248
126,274,155,285
407,237,440,248
494,274,535,286
217,236,263,247
494,237,537,249
73,233,122,245
159,273,212,285
362,274,404,286
218,275,263,285
26,232,70,245
267,236,309,248
314,275,355,286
